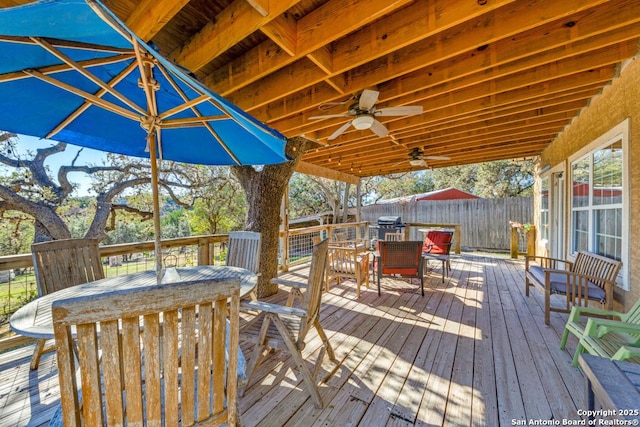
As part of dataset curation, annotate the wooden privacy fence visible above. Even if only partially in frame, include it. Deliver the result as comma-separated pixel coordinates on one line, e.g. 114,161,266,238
362,197,533,251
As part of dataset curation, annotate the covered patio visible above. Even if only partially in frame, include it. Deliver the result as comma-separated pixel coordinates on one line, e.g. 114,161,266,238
1,253,586,426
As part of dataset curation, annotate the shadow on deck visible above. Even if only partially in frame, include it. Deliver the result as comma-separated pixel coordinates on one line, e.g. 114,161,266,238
0,253,586,426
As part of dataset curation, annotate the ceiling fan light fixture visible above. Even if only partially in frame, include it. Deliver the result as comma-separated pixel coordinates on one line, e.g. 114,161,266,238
410,158,426,167
352,114,374,129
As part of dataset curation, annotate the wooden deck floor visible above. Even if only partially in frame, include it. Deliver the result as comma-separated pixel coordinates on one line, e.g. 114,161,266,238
0,253,587,426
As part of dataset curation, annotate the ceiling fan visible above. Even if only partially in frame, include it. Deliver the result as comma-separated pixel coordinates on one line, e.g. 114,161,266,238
399,147,451,168
308,89,423,141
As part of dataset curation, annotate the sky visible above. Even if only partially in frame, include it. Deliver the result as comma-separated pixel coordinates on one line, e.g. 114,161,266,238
7,134,107,196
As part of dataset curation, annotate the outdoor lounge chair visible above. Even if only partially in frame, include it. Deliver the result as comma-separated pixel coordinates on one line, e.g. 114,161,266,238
239,238,335,408
29,238,104,370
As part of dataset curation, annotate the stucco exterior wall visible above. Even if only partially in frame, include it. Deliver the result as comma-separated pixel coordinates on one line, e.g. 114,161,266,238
540,56,640,310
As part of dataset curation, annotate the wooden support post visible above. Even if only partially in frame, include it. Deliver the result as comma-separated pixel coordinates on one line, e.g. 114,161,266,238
526,226,537,257
510,227,519,259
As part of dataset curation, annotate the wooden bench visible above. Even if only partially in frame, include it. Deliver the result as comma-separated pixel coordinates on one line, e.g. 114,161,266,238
525,251,622,325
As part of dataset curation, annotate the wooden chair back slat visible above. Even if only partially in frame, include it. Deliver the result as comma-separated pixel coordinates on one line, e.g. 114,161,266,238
227,231,261,273
305,239,329,330
52,278,240,427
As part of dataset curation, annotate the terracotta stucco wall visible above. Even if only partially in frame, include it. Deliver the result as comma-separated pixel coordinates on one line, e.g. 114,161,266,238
540,57,640,311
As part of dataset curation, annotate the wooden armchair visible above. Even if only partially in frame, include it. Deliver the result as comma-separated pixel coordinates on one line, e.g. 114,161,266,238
561,297,640,361
374,241,424,296
51,278,241,426
326,244,370,297
525,251,622,325
29,238,104,370
239,239,335,408
422,230,454,282
572,316,640,366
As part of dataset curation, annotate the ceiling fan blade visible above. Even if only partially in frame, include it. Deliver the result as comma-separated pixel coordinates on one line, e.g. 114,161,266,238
308,113,351,120
375,105,423,116
327,121,353,140
370,119,389,137
359,89,379,111
422,155,451,160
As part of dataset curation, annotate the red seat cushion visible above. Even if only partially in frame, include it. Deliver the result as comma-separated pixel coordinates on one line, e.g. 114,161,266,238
422,231,453,255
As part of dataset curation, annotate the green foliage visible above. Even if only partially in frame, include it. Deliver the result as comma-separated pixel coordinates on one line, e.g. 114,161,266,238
0,211,34,255
188,168,246,234
431,159,534,198
365,172,434,203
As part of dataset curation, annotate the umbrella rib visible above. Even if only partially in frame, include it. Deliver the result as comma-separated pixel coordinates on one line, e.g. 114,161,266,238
31,37,146,116
161,116,227,127
0,54,136,84
47,61,140,139
156,95,210,121
25,69,140,121
155,65,242,165
0,35,133,54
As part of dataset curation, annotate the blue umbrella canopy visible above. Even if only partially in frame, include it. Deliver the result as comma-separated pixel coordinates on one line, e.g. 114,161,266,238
0,0,288,166
0,0,290,278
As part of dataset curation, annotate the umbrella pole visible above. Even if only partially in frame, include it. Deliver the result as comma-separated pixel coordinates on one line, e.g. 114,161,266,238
148,132,163,283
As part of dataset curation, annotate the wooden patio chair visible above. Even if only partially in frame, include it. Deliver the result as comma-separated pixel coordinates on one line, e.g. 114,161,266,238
227,231,261,300
561,297,640,356
29,238,104,370
422,230,454,282
239,238,335,408
571,316,640,366
51,278,241,427
334,231,348,243
374,241,424,296
326,244,370,297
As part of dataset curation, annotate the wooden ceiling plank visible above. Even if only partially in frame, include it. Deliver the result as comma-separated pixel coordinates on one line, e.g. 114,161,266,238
303,82,607,162
338,0,629,97
170,0,302,72
228,58,328,109
223,0,514,111
125,0,190,41
378,17,640,107
292,49,623,141
249,0,621,128
331,0,516,73
203,0,411,94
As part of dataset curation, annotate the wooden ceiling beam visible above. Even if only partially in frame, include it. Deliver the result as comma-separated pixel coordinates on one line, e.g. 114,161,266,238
303,85,604,162
313,120,569,167
170,0,302,72
202,0,411,94
237,0,614,121
221,0,512,110
124,0,190,41
294,52,623,142
261,14,298,56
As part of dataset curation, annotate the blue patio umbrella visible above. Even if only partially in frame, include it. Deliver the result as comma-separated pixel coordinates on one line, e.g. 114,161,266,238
0,0,289,279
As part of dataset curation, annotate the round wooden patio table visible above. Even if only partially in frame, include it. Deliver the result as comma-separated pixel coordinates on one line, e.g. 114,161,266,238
10,265,257,340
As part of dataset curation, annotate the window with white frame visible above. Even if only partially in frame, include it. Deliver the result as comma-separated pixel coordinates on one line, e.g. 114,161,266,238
569,120,628,289
540,176,549,242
